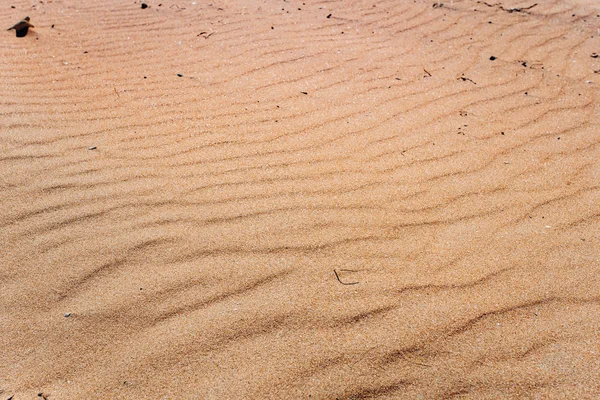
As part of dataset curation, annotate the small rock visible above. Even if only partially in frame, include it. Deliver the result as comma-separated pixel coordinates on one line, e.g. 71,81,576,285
7,16,34,38
490,56,497,61
64,313,71,317
88,146,97,150
141,3,148,9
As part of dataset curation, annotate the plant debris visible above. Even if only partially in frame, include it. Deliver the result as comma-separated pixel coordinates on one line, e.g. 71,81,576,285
458,76,476,84
334,269,359,285
478,1,538,13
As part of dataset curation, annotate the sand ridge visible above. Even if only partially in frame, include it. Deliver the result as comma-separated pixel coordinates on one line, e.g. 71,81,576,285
1,0,600,398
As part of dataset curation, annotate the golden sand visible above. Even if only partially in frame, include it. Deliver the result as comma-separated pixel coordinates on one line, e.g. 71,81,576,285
1,0,599,398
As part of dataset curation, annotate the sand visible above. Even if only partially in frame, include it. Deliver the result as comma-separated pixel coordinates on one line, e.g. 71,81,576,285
1,0,600,398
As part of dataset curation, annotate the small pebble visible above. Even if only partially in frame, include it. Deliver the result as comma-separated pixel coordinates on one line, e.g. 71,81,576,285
88,146,97,150
64,313,71,317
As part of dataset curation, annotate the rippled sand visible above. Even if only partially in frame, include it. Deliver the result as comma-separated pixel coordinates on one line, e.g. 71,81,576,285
1,0,600,398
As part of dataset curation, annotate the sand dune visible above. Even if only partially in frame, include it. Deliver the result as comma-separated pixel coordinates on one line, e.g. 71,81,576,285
1,0,600,398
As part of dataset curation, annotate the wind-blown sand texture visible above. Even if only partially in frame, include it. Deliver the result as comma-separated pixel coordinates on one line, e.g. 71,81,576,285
2,0,600,398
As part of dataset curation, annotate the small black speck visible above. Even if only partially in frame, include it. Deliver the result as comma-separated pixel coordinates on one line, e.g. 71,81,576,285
557,137,560,140
490,56,497,61
88,146,97,150
141,3,148,9
144,76,147,79
501,132,505,135
488,20,492,24
51,24,55,28
326,13,332,18
300,91,308,95
11,5,15,8
525,91,528,95
271,26,274,29
177,74,183,77
84,51,88,54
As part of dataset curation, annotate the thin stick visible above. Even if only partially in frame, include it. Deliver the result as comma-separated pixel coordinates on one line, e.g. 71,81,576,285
334,269,359,285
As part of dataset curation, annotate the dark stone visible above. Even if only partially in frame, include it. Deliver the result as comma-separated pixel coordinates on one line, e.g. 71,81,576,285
15,27,29,37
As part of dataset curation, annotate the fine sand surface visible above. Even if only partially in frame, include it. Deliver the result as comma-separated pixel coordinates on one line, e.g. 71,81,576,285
2,0,600,398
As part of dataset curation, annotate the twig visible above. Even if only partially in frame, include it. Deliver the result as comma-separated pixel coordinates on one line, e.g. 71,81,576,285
478,1,537,13
504,3,537,12
423,68,432,77
334,269,359,285
457,76,477,84
197,31,214,39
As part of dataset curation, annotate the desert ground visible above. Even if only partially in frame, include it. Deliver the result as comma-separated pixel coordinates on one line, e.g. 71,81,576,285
1,0,599,398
